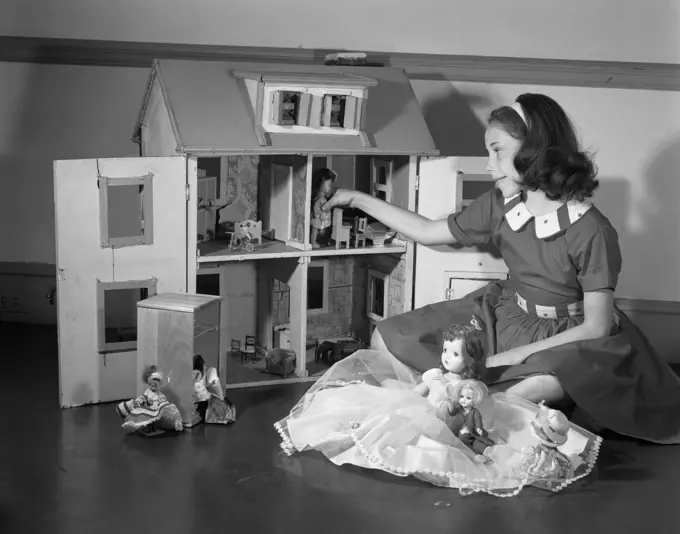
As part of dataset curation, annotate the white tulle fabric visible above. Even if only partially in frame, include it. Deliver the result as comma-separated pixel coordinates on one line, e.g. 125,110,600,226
275,350,602,497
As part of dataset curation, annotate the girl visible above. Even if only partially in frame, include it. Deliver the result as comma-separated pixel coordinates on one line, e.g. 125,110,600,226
275,321,601,496
310,167,338,248
322,93,680,444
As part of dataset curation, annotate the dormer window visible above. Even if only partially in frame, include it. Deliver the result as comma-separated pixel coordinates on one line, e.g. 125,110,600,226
233,70,377,146
273,91,302,125
323,95,346,127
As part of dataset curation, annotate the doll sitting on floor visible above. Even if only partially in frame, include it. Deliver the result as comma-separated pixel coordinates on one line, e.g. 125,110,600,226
521,401,575,482
116,365,183,436
445,380,496,462
192,354,236,426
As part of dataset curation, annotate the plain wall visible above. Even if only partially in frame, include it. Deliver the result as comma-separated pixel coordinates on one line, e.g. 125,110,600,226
1,61,679,302
2,0,679,63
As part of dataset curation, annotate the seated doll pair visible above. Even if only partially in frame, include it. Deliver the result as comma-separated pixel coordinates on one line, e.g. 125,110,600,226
417,319,574,477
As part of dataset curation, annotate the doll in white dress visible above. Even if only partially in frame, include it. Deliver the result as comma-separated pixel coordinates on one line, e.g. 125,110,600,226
413,322,486,419
116,365,183,436
275,317,602,496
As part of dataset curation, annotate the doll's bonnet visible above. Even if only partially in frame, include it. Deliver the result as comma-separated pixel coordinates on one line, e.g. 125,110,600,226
530,404,570,446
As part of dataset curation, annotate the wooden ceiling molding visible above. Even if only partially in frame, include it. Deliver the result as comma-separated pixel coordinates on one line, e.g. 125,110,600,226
1,35,678,91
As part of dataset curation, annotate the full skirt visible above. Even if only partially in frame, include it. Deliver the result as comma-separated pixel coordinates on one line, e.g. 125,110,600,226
377,281,680,444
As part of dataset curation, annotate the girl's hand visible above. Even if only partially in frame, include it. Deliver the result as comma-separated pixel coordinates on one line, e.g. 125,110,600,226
323,189,356,212
486,348,529,367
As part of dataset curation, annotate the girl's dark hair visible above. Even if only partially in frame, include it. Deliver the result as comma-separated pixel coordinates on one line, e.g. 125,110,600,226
440,323,486,380
311,167,338,193
488,93,599,202
193,354,206,371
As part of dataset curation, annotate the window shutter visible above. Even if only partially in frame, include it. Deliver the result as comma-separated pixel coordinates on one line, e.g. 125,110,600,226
344,96,358,129
297,93,312,126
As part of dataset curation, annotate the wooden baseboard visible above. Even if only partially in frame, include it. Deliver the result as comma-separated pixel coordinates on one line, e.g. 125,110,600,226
0,36,678,91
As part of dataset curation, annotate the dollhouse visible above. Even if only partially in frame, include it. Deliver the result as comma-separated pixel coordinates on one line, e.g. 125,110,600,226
53,58,508,408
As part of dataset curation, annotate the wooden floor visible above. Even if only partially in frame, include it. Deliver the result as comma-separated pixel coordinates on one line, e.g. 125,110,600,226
2,322,680,534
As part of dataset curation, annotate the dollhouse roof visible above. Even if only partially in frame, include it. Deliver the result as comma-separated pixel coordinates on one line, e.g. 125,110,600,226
132,59,439,156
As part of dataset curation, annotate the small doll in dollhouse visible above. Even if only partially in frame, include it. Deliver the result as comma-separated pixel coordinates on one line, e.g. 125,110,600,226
310,167,338,248
115,365,183,436
276,316,603,496
192,354,236,426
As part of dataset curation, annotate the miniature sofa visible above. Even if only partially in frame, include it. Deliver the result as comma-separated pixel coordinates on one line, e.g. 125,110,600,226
264,348,296,378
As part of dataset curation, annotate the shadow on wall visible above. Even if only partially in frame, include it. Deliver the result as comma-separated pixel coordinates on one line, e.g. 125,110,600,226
596,136,680,361
0,63,147,264
412,81,491,157
602,135,680,299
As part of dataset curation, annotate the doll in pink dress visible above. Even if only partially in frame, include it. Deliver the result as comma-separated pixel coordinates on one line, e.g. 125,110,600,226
310,168,337,248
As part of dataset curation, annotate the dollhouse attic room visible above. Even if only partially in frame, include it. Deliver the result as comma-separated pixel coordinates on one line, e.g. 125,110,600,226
54,57,500,411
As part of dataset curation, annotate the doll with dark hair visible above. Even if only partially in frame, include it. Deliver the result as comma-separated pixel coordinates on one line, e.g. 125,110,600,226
414,319,486,418
310,167,338,248
192,354,235,426
319,92,680,446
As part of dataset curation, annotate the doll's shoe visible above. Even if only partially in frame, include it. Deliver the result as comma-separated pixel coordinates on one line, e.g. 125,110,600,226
474,454,492,464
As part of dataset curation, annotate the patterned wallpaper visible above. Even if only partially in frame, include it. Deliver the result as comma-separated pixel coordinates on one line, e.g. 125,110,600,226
291,159,307,243
220,155,259,220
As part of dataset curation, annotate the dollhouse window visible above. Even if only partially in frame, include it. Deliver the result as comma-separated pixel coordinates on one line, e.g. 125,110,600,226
307,260,329,315
272,91,303,125
99,174,154,248
367,269,389,322
97,279,157,354
371,158,393,203
321,94,359,129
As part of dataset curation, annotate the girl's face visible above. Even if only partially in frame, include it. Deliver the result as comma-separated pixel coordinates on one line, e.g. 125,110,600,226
458,387,475,409
149,379,161,392
320,178,333,195
485,124,524,198
441,339,467,374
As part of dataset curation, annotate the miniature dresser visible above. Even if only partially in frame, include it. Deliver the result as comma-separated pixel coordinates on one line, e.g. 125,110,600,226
136,293,223,426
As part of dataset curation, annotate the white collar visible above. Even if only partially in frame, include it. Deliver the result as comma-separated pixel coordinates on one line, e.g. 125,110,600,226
503,192,592,239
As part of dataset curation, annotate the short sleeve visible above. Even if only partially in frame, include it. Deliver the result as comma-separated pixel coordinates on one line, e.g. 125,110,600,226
422,368,441,385
447,188,503,246
570,223,622,293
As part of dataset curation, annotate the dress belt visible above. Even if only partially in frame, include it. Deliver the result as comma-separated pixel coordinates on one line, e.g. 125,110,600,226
515,291,620,328
515,292,584,319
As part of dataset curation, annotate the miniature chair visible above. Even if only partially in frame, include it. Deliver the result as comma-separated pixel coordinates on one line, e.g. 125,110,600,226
242,335,256,363
230,339,245,363
331,209,351,249
353,216,368,248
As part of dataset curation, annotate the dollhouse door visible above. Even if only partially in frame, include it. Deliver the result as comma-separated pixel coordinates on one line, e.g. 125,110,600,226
413,157,508,309
54,156,197,408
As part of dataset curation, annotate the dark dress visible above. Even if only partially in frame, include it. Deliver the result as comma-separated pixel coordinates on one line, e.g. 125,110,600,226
377,188,680,444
